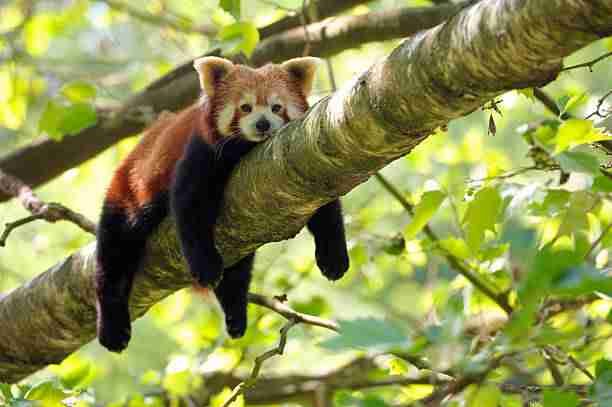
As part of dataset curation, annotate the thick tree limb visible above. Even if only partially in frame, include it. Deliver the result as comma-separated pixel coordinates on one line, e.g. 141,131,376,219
0,0,610,383
0,1,472,202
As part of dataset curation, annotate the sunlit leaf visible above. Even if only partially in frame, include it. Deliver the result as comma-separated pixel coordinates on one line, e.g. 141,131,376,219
554,119,610,154
467,384,501,407
58,103,97,135
24,381,67,406
218,22,260,57
517,88,535,102
403,190,445,240
439,237,471,260
61,81,96,103
542,390,579,407
463,187,503,251
219,0,241,19
162,371,191,397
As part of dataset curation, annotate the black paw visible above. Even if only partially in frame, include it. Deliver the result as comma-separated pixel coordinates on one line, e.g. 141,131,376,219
97,301,131,353
193,252,224,288
225,314,247,338
316,244,350,281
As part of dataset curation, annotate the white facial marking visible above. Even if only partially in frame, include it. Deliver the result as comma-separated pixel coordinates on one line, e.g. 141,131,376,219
216,104,235,136
286,102,303,120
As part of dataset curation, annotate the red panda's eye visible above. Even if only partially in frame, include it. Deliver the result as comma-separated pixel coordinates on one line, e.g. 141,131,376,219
240,104,252,113
271,104,282,113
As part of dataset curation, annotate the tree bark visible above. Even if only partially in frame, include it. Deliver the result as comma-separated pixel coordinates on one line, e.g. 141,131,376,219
0,0,610,382
0,1,472,202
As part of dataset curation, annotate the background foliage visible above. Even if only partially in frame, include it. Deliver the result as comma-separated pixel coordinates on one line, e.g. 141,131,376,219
0,0,611,406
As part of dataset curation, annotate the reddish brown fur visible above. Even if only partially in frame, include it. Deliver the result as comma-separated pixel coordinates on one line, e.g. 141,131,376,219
104,63,309,218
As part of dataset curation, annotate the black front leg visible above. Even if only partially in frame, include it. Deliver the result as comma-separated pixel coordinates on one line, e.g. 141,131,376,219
171,135,226,287
214,253,255,338
307,199,350,281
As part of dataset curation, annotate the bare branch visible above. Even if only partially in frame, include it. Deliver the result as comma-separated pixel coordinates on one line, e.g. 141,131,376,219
0,169,96,242
248,293,339,332
221,319,299,407
561,51,612,72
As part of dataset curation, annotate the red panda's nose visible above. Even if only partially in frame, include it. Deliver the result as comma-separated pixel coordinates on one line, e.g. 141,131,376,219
256,118,271,132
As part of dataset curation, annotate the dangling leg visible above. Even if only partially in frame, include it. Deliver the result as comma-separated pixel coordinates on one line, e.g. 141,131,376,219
172,136,226,288
96,194,168,352
307,199,350,281
214,254,255,338
96,205,147,352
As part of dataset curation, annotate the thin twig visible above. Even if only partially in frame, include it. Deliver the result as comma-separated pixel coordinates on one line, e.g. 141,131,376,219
586,89,612,119
0,215,44,247
584,222,612,259
542,348,565,386
248,293,339,331
221,318,299,407
0,169,96,245
561,51,612,72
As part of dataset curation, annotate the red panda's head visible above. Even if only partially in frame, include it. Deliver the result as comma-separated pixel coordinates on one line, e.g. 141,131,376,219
194,56,320,142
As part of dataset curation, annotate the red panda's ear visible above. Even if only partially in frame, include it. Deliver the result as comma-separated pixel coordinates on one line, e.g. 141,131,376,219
281,57,321,97
193,57,235,98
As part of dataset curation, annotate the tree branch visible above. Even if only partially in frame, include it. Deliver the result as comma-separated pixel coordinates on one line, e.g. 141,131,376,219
0,0,473,202
0,169,96,245
0,0,610,383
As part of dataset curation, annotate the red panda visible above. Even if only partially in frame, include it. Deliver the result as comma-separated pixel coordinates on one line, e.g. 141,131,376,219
95,57,349,353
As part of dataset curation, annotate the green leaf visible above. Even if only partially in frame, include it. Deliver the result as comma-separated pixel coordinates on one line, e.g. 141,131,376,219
517,88,535,102
557,151,600,175
551,265,612,297
468,385,501,407
38,100,65,140
349,244,368,270
57,103,97,135
463,187,503,251
592,359,612,405
0,383,12,401
439,237,471,260
596,359,612,377
319,318,409,351
557,95,571,114
218,22,259,57
529,189,570,216
39,101,97,140
60,80,96,102
24,381,67,405
593,176,612,192
542,390,579,407
506,244,581,339
162,371,191,397
403,190,445,239
219,0,240,19
557,191,594,238
554,119,610,154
